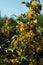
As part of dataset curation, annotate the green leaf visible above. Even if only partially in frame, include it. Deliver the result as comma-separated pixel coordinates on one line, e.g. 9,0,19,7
26,2,30,7
21,1,25,4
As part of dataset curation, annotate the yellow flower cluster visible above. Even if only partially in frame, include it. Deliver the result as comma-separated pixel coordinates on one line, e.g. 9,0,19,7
5,18,10,26
31,1,39,7
27,9,37,19
10,58,18,65
1,18,13,37
13,30,35,47
26,0,41,21
29,20,36,29
16,21,26,33
37,26,42,34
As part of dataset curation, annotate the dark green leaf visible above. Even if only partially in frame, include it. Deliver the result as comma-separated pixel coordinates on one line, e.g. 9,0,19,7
21,1,25,4
26,2,30,7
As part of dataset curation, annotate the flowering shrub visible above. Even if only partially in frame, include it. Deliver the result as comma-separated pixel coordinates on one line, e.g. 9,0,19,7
1,18,14,37
0,0,43,65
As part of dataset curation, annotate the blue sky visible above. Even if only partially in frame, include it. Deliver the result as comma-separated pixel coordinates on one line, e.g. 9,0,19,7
0,0,43,17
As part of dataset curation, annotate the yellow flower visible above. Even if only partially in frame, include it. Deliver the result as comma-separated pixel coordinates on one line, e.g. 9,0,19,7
25,30,35,39
4,58,9,62
20,27,26,32
37,26,42,34
19,22,25,27
31,1,38,7
29,30,35,37
27,9,37,19
27,14,32,19
29,21,36,28
16,22,26,33
19,36,25,41
36,47,42,52
13,40,18,46
27,22,29,24
10,59,17,65
17,50,21,55
11,59,14,63
30,21,35,26
16,25,19,29
7,26,10,30
19,21,23,25
28,9,35,14
41,37,43,43
18,14,22,19
5,18,10,24
29,62,33,65
29,58,35,62
18,22,26,32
